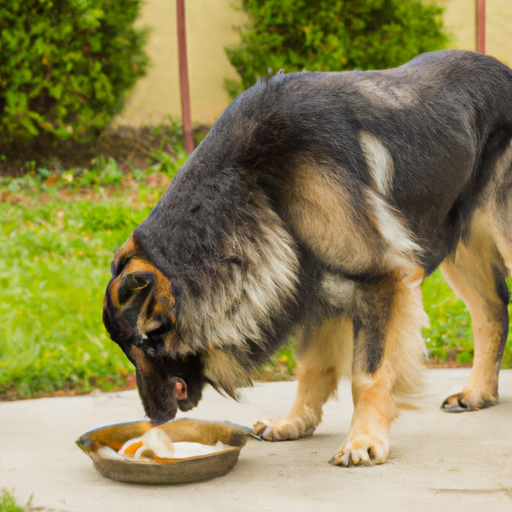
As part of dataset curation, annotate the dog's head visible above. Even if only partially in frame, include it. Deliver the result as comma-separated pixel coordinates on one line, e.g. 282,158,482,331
103,236,208,425
103,235,254,425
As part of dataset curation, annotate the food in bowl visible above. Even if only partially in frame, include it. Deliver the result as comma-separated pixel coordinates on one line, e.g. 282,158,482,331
76,418,256,484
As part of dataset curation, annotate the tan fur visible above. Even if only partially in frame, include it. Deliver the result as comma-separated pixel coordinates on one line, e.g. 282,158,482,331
488,144,512,274
110,257,178,355
202,345,252,400
113,235,138,268
253,316,353,440
283,159,421,276
129,345,153,375
440,208,506,410
108,276,123,309
255,282,427,465
129,259,175,344
359,131,394,195
398,266,425,290
437,143,512,412
365,189,421,268
358,132,421,272
330,284,427,466
178,188,299,357
282,162,379,274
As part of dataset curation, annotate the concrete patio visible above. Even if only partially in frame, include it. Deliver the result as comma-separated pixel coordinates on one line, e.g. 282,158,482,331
1,369,512,511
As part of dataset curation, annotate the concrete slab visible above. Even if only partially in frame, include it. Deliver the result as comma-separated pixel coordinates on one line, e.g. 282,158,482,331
1,369,512,512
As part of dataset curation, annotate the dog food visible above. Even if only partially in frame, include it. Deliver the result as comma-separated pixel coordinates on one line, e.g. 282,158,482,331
96,427,228,463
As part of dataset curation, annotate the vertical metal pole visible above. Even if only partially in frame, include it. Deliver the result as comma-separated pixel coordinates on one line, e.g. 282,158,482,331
176,0,194,153
476,0,486,54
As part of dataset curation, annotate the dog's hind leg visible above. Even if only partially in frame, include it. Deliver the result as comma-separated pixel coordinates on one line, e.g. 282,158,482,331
253,315,353,441
440,210,510,412
329,278,427,466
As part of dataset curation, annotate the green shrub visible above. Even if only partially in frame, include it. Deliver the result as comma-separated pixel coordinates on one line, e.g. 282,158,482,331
225,0,449,96
0,0,148,143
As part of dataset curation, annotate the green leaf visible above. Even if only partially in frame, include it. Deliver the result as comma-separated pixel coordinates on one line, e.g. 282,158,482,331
0,0,149,144
19,116,39,136
225,0,449,96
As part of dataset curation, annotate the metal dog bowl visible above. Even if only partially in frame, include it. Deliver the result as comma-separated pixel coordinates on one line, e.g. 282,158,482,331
76,418,255,485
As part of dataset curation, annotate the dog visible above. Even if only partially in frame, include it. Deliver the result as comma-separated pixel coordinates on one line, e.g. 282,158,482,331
103,50,512,466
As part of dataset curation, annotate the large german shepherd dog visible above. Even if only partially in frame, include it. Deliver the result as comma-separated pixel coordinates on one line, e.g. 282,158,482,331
103,50,512,466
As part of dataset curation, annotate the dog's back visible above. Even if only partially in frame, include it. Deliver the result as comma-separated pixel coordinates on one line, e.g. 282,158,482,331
210,50,512,273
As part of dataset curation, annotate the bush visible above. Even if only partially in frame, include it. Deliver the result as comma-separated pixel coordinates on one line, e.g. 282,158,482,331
225,0,449,96
0,0,148,143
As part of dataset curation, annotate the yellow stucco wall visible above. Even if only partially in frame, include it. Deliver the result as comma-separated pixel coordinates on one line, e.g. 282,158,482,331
486,0,512,68
440,0,512,68
114,0,512,127
114,0,246,127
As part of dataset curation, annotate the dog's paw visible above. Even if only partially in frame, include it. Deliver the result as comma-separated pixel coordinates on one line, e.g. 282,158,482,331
253,417,315,441
441,390,498,413
328,434,389,467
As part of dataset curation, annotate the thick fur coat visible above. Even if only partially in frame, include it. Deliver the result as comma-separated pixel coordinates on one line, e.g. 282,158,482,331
104,50,512,466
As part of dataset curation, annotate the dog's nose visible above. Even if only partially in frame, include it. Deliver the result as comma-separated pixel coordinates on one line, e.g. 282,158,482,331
118,271,155,304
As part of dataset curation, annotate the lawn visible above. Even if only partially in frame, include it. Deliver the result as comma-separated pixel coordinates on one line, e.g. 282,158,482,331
0,490,32,512
2,162,512,399
0,161,182,398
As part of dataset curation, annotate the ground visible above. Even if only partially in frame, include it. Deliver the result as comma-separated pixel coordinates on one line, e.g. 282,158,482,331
2,370,512,512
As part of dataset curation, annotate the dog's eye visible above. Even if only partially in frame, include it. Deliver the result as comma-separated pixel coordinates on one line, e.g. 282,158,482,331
146,317,174,346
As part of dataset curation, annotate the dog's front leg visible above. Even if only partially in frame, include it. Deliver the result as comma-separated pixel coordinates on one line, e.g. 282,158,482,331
330,280,427,467
254,316,353,441
330,366,394,466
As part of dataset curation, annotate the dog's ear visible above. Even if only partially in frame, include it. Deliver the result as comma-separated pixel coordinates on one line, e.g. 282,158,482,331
124,272,152,291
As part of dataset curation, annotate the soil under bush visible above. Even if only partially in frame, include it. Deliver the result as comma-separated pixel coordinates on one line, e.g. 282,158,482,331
0,124,210,177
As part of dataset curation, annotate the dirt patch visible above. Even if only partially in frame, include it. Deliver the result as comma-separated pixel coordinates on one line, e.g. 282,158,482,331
0,124,210,176
426,359,472,369
0,375,138,402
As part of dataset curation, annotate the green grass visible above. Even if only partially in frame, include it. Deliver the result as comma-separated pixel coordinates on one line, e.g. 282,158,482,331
2,165,512,399
0,160,182,398
0,490,28,512
0,197,153,397
422,269,512,367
